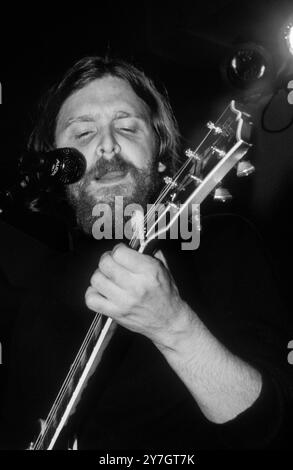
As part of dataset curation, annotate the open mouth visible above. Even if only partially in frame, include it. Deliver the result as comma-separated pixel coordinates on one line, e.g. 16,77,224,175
95,170,128,183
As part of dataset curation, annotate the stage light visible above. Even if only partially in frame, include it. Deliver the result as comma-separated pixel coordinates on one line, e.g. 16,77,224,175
230,49,265,81
222,43,274,95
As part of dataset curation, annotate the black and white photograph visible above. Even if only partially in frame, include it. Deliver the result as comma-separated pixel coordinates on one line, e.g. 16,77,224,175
0,0,292,462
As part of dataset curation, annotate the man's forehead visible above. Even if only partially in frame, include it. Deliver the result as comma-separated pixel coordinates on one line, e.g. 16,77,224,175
57,76,150,128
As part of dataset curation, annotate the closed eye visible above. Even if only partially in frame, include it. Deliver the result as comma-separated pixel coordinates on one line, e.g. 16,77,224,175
76,131,95,139
117,127,136,133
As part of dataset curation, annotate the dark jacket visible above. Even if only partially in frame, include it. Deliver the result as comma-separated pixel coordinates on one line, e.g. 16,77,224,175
1,214,292,450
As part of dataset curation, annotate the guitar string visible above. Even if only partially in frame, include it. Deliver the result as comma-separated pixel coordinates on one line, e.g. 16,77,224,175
35,152,217,448
130,117,220,245
33,178,154,446
36,158,196,445
129,151,200,247
129,150,198,245
130,102,231,245
33,312,104,448
34,217,145,448
34,130,209,446
38,142,202,446
136,101,231,236
34,133,219,449
35,175,179,447
34,104,231,448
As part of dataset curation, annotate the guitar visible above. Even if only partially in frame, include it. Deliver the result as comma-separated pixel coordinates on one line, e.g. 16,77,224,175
28,100,252,450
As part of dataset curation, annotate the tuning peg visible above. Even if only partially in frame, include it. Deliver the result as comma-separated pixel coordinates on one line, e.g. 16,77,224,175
185,149,201,160
164,176,178,188
207,121,223,134
168,202,180,212
236,160,255,177
189,175,202,185
211,146,226,158
214,187,232,202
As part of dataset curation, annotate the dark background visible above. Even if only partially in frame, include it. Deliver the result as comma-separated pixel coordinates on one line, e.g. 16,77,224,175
1,1,293,310
0,1,293,451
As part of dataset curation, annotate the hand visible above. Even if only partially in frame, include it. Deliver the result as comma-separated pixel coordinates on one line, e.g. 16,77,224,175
85,244,262,423
85,243,192,347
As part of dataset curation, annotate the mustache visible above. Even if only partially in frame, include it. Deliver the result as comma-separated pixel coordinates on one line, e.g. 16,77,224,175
86,155,137,180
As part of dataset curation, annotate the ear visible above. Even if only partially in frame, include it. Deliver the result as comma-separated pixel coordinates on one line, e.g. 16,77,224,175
158,161,167,173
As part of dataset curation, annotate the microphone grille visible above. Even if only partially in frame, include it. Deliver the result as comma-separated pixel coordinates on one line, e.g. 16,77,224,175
48,148,86,184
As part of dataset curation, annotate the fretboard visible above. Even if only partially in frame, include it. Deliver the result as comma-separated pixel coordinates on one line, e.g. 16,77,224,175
30,313,114,449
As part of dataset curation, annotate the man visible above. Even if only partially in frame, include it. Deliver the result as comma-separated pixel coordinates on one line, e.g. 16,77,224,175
1,56,291,450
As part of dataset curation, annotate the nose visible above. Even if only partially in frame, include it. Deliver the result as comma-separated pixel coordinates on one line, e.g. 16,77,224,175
96,128,121,160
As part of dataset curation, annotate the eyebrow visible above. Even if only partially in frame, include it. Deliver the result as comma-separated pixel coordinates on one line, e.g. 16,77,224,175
115,111,147,120
62,115,96,130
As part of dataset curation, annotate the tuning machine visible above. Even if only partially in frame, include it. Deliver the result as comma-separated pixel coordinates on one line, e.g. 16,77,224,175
189,175,202,185
207,121,223,134
168,201,180,212
185,149,201,161
211,146,226,158
163,176,178,188
214,186,232,202
236,160,255,177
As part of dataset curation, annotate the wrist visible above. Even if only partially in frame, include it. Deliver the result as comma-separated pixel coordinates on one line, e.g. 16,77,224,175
153,301,202,353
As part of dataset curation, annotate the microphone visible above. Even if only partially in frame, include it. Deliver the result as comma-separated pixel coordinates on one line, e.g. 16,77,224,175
0,148,86,212
18,147,86,184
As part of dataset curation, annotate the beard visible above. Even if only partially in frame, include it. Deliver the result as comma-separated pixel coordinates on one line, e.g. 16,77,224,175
66,154,160,237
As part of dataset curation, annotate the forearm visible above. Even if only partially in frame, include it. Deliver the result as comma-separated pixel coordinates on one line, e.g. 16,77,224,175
153,302,263,424
86,243,263,424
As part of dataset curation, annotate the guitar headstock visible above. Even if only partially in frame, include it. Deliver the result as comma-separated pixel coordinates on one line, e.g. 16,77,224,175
132,101,253,251
163,100,253,205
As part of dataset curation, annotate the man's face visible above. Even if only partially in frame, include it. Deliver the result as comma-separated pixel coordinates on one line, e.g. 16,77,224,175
55,76,159,234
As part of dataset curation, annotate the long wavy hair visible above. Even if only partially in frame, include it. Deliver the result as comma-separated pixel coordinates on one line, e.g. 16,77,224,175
27,56,181,216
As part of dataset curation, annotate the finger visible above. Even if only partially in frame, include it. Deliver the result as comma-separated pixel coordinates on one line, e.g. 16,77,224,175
90,270,125,305
112,243,155,273
85,286,119,317
99,251,133,289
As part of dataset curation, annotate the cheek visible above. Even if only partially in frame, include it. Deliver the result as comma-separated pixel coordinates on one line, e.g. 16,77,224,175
124,138,155,170
80,145,97,171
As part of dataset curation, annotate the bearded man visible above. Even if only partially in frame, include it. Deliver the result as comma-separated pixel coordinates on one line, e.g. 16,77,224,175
0,56,291,450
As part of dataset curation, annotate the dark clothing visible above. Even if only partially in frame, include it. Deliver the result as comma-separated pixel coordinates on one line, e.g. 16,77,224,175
1,214,292,450
0,218,56,405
